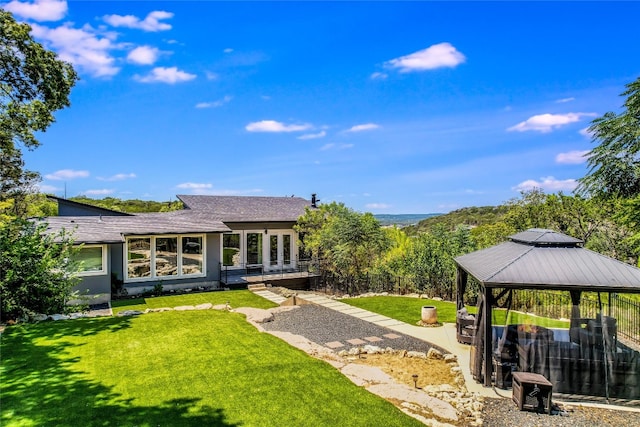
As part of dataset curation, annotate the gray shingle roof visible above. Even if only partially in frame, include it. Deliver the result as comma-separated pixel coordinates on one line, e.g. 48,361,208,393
455,229,640,293
43,211,230,244
177,195,312,222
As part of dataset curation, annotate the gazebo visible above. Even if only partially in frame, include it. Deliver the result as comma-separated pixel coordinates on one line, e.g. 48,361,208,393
455,228,640,402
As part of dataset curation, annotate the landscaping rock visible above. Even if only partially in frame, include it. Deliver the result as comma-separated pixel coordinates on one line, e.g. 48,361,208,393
406,350,427,359
174,305,196,311
234,307,274,324
116,310,143,317
427,348,444,360
444,353,457,363
363,344,383,354
195,303,213,310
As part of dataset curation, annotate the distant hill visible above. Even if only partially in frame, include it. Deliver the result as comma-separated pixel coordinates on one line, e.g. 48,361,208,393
403,205,508,234
373,213,441,227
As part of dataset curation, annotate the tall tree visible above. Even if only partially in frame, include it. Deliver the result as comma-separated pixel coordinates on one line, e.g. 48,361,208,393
1,10,78,218
578,77,640,198
1,10,80,320
295,202,390,293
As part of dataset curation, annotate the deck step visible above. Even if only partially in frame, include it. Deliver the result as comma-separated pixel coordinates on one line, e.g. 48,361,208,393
247,283,268,291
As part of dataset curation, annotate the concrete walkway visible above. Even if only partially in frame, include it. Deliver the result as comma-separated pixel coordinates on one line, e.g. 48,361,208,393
254,289,500,398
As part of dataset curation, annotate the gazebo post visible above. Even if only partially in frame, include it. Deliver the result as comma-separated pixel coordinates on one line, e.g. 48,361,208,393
456,267,467,311
483,285,493,387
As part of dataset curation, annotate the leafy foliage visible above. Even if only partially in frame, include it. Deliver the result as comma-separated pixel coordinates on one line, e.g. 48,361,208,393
0,219,81,321
579,76,640,198
295,202,390,293
0,10,80,319
1,10,78,219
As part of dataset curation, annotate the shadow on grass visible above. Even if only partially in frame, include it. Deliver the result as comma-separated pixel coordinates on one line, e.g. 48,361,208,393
1,317,239,427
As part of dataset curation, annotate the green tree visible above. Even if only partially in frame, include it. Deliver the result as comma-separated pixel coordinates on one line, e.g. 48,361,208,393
0,10,80,320
295,202,390,293
578,77,640,198
0,219,81,321
1,10,78,219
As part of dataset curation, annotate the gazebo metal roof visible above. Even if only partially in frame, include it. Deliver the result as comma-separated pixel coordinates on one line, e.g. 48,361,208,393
455,228,640,293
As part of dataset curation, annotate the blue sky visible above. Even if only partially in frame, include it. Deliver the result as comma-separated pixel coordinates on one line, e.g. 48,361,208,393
6,0,640,213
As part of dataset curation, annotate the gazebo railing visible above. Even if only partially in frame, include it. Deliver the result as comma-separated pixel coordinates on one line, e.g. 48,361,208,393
508,289,639,346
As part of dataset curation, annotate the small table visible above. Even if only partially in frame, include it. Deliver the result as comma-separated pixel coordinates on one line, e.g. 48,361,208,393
512,372,553,414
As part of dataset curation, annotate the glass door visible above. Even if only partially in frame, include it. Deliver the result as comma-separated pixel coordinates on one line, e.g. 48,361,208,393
269,235,278,266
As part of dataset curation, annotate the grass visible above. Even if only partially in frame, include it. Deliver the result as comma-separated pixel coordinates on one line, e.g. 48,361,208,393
341,296,569,328
1,310,423,427
111,290,277,314
341,296,474,325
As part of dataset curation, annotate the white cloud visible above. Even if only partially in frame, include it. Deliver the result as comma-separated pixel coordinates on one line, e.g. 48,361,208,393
103,11,173,32
205,71,219,80
555,150,590,164
223,48,233,53
176,182,213,190
245,120,312,133
297,131,326,140
555,97,575,103
513,176,578,192
385,42,466,72
97,173,137,181
45,169,89,180
346,123,380,132
127,45,160,65
4,0,67,22
30,23,120,77
37,184,60,193
370,72,388,80
366,203,391,209
507,112,597,133
320,143,354,151
195,96,233,109
84,189,114,196
135,67,196,83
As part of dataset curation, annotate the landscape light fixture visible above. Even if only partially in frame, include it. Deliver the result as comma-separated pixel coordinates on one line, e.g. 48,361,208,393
412,374,418,388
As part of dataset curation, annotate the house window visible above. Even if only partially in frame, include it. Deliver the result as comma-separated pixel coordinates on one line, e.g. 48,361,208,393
246,232,262,265
128,238,151,279
125,235,205,281
182,236,203,275
222,233,241,267
156,237,178,276
74,245,107,276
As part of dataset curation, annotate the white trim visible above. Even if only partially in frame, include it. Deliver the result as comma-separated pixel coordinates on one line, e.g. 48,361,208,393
124,234,206,283
221,229,298,270
76,244,107,276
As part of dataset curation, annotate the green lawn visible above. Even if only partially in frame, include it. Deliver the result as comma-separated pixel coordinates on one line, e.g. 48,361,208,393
341,296,569,328
111,290,277,314
341,296,474,324
1,310,423,427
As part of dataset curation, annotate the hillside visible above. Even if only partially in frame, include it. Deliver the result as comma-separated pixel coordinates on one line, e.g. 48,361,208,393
373,214,441,227
403,205,508,234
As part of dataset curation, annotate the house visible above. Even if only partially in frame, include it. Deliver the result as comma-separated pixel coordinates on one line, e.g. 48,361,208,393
44,195,319,304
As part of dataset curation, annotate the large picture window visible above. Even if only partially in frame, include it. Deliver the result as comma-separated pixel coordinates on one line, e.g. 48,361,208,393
74,245,107,276
126,235,205,281
182,236,203,275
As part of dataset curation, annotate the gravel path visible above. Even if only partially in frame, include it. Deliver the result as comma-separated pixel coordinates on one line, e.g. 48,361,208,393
482,397,640,427
261,304,445,353
259,301,640,426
